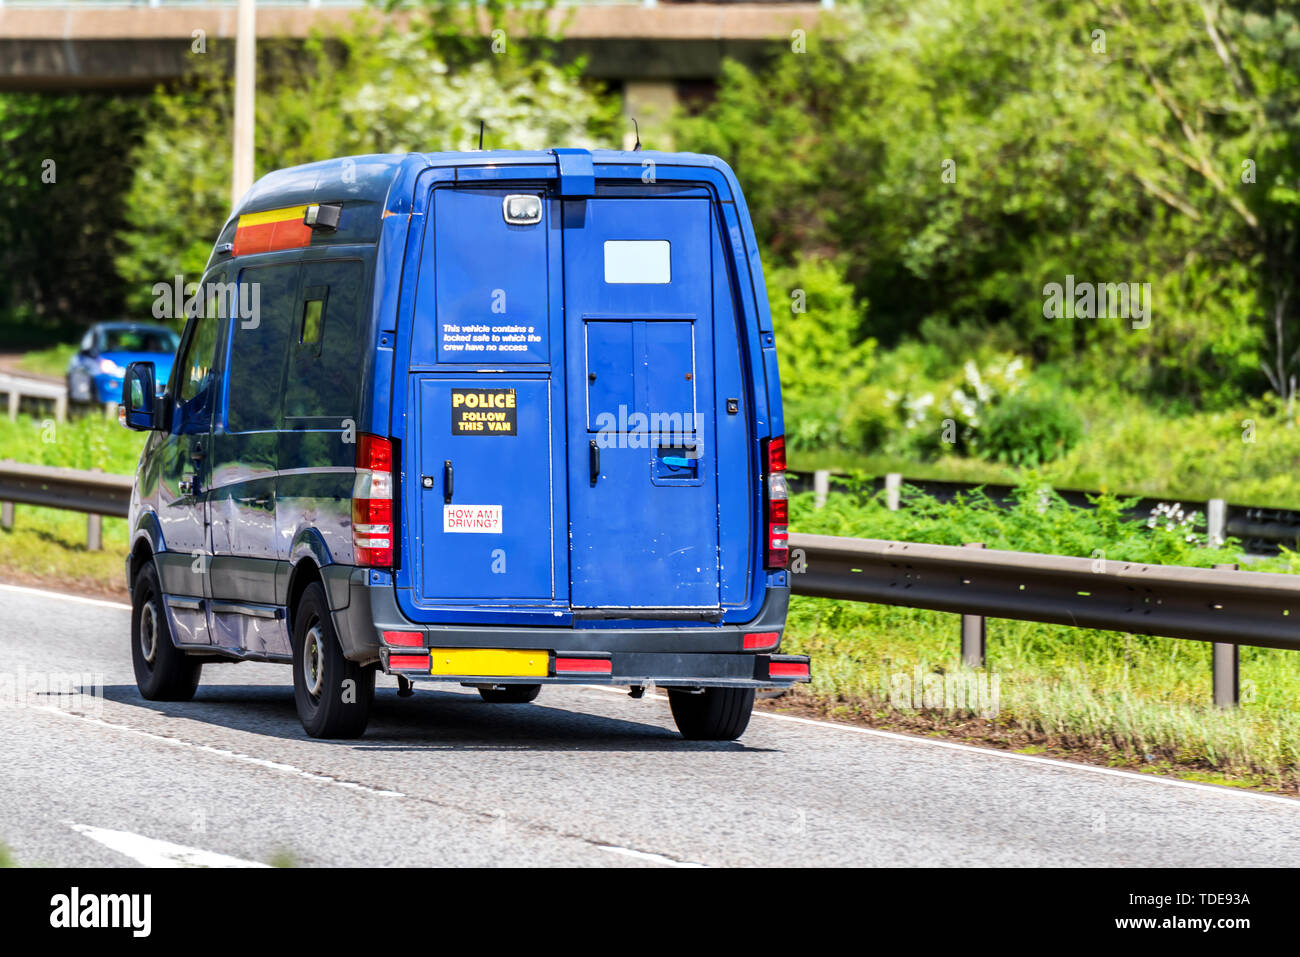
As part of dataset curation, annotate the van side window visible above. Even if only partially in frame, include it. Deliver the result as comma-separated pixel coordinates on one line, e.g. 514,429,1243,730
226,264,299,433
178,314,218,403
284,261,364,420
300,297,324,345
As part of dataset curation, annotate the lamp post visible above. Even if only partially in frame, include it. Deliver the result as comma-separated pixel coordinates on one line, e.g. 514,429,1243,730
231,0,256,210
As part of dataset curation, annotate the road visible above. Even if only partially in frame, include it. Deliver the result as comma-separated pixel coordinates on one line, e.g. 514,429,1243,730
2,582,1299,867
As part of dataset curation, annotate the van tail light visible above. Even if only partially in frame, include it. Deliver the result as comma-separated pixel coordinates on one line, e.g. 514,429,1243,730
763,435,789,568
353,433,393,567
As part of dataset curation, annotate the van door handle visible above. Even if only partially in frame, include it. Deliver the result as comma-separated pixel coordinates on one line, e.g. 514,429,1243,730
443,460,453,504
589,441,600,485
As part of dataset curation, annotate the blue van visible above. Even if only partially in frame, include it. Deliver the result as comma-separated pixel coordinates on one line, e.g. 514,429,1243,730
122,149,808,739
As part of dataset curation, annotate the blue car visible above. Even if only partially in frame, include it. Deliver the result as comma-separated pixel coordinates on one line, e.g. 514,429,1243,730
67,322,179,405
120,149,807,740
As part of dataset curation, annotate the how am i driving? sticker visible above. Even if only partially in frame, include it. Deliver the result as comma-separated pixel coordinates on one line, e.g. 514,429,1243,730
444,504,503,534
451,388,517,435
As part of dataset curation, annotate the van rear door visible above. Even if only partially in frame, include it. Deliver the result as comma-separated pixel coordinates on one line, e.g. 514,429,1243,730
406,187,561,607
562,197,721,610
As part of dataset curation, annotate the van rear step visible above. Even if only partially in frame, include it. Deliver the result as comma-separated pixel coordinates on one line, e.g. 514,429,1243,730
383,650,811,688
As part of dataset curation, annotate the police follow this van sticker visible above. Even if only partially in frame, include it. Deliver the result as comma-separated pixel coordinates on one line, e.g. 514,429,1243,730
451,388,517,435
444,504,503,534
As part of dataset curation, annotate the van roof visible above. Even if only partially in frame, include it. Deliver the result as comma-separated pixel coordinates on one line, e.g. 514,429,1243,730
228,149,739,226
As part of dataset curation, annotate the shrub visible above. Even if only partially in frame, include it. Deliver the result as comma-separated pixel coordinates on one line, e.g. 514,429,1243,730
979,392,1082,467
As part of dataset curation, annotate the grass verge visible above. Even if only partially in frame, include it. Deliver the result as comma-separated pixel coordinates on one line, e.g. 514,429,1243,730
14,342,76,380
774,598,1300,794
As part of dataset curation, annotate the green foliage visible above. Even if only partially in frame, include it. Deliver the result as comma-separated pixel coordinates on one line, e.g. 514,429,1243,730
0,93,147,339
115,10,619,314
16,343,77,380
676,0,1300,408
791,477,1246,568
0,414,145,475
979,393,1083,467
766,255,875,448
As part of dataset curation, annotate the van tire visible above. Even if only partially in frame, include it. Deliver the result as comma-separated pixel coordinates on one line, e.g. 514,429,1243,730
131,563,202,701
292,583,374,738
478,684,541,704
667,687,754,741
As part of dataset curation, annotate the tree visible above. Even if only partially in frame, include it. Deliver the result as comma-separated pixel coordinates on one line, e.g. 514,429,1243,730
676,0,1297,407
115,8,619,313
0,94,146,338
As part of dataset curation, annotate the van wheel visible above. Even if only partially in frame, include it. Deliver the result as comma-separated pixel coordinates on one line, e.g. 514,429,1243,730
478,684,540,704
131,563,202,701
667,687,754,741
292,583,374,738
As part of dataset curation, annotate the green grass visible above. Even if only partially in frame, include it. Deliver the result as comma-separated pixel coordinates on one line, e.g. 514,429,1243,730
783,597,1300,789
0,843,15,867
0,504,129,595
0,415,137,593
15,342,76,380
0,413,145,474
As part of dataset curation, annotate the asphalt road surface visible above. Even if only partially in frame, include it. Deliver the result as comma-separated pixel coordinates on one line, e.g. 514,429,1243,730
3,582,1299,867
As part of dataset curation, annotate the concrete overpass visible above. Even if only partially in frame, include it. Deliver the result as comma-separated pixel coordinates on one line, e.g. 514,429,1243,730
0,1,826,92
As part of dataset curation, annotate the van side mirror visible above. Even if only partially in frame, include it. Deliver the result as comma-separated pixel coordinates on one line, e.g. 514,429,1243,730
123,361,161,431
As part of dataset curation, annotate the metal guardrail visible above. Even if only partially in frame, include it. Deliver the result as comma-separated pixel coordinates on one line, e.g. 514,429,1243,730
0,461,131,550
788,533,1298,651
0,372,68,423
787,533,1283,705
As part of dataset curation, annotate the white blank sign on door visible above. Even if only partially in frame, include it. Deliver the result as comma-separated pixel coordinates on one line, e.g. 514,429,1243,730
603,240,671,284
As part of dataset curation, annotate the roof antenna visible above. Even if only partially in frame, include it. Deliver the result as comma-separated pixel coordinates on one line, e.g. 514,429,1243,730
631,118,642,152
478,119,485,151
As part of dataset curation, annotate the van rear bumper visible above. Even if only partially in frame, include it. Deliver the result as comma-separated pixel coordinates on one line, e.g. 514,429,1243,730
388,652,811,689
324,566,800,685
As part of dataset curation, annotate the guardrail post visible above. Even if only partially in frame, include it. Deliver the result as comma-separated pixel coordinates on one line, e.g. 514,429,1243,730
813,470,830,510
56,392,68,424
886,472,902,511
961,543,987,668
86,467,103,551
1,501,12,530
7,388,17,422
1212,562,1239,707
1207,498,1226,547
